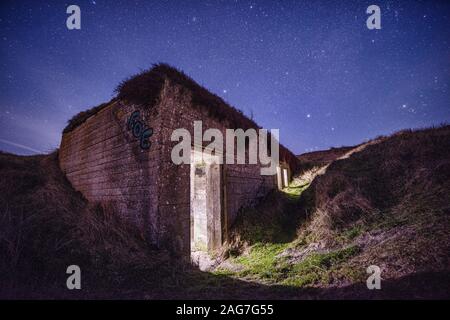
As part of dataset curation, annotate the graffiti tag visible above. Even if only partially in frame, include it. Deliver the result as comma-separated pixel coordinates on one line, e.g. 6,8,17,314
127,110,153,150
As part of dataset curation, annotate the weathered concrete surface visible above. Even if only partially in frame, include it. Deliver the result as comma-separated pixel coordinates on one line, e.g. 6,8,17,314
59,74,295,260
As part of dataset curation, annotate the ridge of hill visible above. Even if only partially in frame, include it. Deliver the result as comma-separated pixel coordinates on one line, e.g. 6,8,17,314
219,125,450,298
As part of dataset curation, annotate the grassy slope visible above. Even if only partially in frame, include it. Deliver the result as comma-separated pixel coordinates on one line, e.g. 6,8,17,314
218,125,450,298
297,146,355,169
0,151,185,298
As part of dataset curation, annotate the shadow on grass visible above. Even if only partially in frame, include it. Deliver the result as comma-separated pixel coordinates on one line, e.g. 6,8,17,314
135,269,450,300
2,267,448,300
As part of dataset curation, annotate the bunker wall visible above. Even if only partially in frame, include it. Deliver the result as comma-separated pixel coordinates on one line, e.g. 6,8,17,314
59,101,162,243
156,81,276,255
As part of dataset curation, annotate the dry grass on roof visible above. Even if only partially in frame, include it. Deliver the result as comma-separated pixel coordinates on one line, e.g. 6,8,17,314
61,63,300,170
115,63,300,168
63,99,116,134
115,63,259,130
63,63,259,134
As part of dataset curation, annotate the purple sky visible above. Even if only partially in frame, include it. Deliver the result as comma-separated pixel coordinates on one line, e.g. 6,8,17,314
0,0,449,155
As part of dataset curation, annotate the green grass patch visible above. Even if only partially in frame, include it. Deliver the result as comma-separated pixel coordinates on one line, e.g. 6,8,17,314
211,268,236,277
227,242,361,288
336,225,364,244
283,182,310,200
282,245,361,287
344,226,362,240
232,243,290,281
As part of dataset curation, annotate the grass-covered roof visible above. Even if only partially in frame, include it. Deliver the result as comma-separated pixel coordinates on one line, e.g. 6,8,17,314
63,63,299,169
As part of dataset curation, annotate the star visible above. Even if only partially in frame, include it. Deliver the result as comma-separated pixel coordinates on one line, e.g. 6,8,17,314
0,0,448,157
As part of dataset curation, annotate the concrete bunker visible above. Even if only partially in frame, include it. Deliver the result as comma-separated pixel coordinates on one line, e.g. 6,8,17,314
58,64,299,263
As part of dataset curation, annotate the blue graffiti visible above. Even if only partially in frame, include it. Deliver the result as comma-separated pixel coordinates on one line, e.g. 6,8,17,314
127,110,153,150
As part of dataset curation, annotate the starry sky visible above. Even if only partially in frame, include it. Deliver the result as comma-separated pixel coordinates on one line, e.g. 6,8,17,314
0,0,449,155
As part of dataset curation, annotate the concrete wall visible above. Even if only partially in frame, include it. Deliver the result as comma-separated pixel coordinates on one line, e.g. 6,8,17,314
59,101,162,243
157,80,276,257
59,79,278,259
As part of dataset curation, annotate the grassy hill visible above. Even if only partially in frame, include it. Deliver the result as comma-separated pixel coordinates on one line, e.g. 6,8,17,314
0,152,180,298
1,125,449,299
218,125,450,298
297,145,355,169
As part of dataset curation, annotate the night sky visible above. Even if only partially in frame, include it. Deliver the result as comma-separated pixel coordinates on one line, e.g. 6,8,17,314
0,0,449,155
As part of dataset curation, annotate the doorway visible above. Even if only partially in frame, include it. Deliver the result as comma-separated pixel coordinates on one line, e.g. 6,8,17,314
190,150,223,264
276,164,291,189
